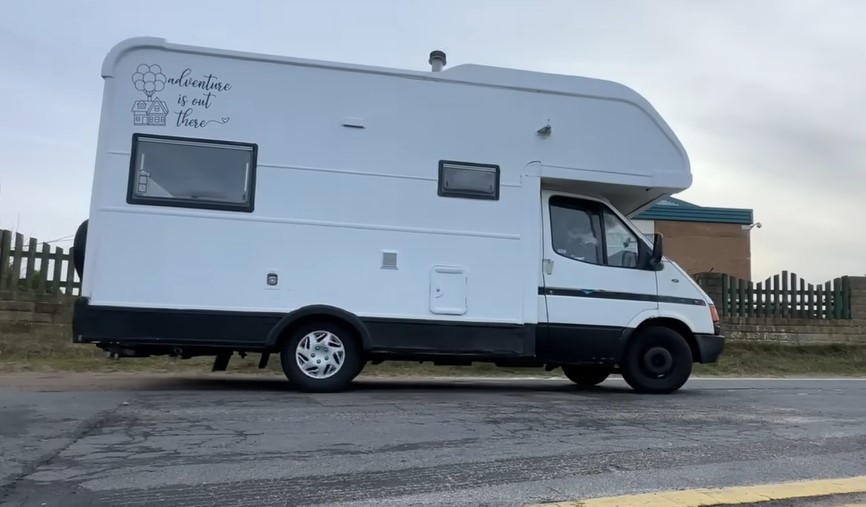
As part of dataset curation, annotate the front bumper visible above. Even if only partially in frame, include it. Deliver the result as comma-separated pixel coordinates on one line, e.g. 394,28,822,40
695,333,726,363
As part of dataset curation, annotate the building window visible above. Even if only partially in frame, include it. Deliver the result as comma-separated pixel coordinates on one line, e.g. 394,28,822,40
127,134,257,212
437,160,500,200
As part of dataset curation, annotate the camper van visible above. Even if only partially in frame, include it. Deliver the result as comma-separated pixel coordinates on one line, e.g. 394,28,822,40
71,37,724,394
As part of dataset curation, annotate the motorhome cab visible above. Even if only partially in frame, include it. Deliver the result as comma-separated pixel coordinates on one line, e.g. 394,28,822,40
72,37,724,394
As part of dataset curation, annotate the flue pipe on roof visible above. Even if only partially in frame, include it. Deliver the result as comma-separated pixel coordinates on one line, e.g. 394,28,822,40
429,50,447,72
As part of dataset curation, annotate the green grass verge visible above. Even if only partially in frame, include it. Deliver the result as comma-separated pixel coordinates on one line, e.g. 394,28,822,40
1,331,865,377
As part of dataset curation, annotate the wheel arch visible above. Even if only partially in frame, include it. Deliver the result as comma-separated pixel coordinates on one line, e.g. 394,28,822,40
624,317,700,363
266,305,372,351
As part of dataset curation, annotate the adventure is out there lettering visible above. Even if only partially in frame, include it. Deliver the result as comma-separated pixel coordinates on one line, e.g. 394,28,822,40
131,64,232,129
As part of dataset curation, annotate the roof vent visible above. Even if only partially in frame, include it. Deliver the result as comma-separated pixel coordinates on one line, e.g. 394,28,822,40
429,50,447,72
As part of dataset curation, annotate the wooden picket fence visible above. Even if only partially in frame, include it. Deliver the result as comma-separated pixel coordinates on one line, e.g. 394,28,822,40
0,229,81,296
720,271,851,319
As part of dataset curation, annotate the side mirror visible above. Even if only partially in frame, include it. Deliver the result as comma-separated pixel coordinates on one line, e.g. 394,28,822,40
648,233,664,271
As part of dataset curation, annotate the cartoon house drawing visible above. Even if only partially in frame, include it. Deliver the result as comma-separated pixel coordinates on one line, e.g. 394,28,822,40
132,97,169,126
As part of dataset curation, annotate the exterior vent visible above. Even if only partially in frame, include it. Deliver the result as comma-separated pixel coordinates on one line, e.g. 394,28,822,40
381,251,398,270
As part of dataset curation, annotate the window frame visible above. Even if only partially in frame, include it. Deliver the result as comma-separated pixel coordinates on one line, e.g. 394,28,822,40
126,133,258,213
548,195,650,271
437,160,501,201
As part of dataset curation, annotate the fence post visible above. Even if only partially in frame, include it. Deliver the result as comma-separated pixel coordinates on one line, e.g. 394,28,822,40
0,230,11,290
781,271,789,318
841,276,851,319
64,250,76,295
790,272,798,317
816,285,824,320
24,238,37,287
798,278,806,318
36,243,50,293
772,274,780,317
10,233,24,294
52,247,64,295
755,281,764,317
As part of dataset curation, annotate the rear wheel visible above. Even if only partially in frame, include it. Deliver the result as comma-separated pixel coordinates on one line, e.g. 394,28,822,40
621,326,692,394
562,365,610,386
279,321,362,393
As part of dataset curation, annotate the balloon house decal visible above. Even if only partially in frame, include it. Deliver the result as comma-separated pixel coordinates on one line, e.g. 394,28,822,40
131,64,232,129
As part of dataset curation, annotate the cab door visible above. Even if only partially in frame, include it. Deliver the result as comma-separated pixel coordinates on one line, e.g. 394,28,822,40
538,189,659,363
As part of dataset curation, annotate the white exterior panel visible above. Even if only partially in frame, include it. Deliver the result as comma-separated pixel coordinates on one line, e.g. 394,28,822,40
83,37,695,328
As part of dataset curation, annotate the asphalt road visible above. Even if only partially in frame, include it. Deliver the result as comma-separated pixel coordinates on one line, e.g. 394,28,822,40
2,373,866,507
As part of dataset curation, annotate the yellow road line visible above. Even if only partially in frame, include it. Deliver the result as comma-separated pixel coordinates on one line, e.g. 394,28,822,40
528,475,866,507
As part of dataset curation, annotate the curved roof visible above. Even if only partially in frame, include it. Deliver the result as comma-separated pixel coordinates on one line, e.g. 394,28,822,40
101,37,689,169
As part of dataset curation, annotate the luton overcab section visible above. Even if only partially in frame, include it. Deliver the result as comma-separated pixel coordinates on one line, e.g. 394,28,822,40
71,37,725,393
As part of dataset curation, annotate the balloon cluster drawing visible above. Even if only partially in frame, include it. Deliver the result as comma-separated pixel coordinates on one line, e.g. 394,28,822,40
132,64,167,99
131,64,169,126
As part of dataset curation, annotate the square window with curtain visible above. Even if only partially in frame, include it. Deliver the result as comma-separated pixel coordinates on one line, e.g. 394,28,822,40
437,161,500,200
128,134,257,212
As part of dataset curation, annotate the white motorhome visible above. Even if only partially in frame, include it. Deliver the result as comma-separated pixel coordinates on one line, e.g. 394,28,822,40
72,37,724,394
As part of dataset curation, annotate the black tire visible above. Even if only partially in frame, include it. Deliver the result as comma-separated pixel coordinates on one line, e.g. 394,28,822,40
72,219,88,278
621,326,693,394
562,365,610,386
279,320,362,393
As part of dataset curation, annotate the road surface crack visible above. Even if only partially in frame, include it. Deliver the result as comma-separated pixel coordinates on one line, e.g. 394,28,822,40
0,403,127,504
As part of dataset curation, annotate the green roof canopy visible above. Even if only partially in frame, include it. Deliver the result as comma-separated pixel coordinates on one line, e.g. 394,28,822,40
635,197,754,225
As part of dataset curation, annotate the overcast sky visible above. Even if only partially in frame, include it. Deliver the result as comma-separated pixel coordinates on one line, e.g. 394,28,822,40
1,0,863,283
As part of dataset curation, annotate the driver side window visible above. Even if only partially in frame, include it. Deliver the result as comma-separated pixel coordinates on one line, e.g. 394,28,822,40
549,196,642,269
549,199,603,265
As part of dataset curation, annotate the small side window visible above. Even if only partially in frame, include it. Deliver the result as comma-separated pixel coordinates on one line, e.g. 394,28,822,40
127,134,257,212
438,160,500,200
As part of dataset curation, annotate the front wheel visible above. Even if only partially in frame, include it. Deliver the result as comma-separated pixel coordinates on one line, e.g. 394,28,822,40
279,321,362,393
621,326,693,394
562,365,610,386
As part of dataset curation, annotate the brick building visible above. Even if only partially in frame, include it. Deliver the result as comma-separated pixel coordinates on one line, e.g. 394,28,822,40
632,197,755,281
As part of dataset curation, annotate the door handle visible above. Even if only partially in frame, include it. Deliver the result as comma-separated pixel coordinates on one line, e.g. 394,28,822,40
543,258,554,275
